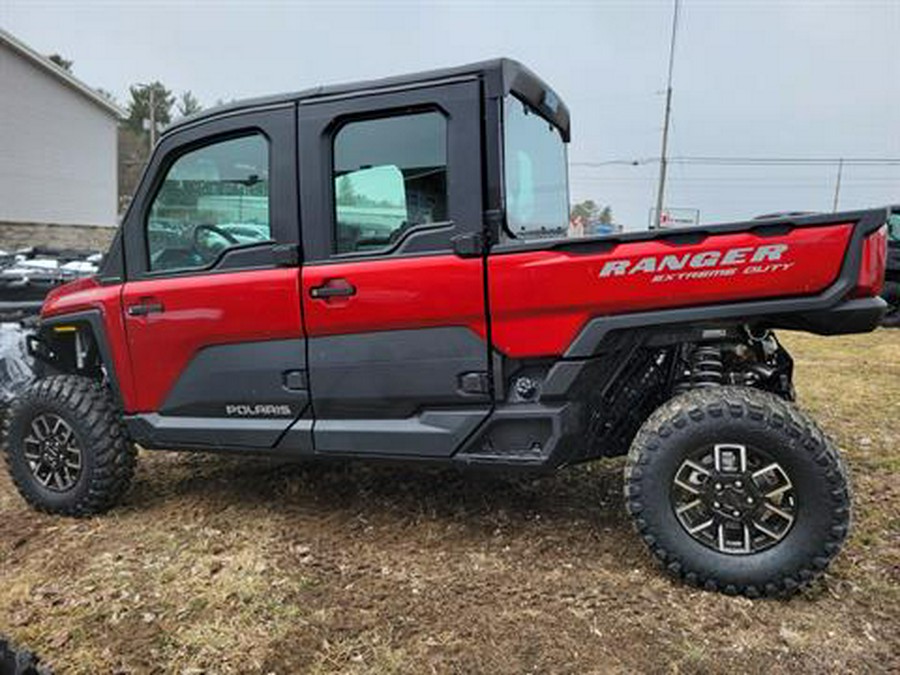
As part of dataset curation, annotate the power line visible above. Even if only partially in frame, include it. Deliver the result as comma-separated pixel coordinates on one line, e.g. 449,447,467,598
671,156,900,166
570,177,899,187
572,159,653,167
572,156,900,167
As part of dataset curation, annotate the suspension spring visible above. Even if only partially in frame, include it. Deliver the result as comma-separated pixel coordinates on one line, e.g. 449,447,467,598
691,345,724,387
676,344,725,393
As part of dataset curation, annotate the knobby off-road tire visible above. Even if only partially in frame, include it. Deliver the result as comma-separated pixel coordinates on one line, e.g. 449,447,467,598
3,375,136,516
624,386,851,598
881,280,900,327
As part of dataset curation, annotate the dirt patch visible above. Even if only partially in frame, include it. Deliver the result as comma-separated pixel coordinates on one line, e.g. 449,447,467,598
1,330,898,673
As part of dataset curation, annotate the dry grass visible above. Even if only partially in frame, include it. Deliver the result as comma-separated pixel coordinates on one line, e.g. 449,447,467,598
1,330,897,674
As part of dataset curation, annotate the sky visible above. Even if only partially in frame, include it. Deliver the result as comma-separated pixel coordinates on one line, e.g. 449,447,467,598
2,0,898,229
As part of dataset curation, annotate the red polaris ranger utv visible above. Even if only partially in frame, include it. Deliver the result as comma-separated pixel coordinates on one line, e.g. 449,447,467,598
4,60,890,597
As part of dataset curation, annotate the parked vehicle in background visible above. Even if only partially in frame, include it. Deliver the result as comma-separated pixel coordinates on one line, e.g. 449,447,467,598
881,209,900,326
2,60,891,598
0,247,101,321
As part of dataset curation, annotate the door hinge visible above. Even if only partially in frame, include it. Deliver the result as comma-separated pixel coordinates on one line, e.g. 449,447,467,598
483,208,504,231
452,232,489,258
273,243,301,267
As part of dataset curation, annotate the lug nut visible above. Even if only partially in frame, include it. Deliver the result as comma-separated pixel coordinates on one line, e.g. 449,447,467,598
734,480,743,488
732,510,741,518
713,501,721,509
715,483,723,491
746,497,754,505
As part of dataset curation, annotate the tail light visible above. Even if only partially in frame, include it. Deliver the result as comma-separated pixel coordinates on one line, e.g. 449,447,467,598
851,224,887,298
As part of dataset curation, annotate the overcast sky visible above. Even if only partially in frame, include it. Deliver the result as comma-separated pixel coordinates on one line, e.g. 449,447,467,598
2,0,898,229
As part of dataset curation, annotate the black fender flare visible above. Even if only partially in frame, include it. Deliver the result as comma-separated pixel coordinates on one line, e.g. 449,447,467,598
29,309,124,408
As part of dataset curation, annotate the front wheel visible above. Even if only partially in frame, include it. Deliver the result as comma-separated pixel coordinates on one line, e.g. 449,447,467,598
3,375,136,516
624,386,850,597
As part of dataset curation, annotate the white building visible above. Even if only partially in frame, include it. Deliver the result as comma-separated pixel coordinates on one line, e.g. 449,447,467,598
0,28,124,228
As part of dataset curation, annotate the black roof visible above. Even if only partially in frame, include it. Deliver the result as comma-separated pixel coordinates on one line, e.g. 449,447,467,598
165,58,570,140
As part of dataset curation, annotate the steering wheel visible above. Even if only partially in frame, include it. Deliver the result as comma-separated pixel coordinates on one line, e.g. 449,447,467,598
192,223,239,260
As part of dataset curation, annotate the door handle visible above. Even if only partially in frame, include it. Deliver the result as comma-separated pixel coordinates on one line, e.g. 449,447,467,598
310,279,356,299
127,301,164,316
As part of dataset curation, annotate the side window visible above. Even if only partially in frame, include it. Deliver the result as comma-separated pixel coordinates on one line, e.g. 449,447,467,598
503,96,569,240
146,134,271,273
333,112,447,255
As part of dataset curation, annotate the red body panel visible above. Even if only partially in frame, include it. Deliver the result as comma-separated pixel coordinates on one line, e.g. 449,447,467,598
489,224,853,358
852,225,888,298
42,222,862,413
301,255,486,338
121,269,303,412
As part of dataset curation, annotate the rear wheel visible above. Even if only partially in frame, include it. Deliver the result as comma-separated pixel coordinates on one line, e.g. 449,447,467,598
3,375,136,516
624,386,850,597
882,280,900,327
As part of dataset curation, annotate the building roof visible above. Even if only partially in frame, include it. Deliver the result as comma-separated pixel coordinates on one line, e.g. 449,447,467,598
0,28,126,118
167,57,571,141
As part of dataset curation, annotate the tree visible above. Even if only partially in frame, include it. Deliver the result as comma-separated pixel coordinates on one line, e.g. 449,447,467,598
571,199,600,221
95,88,118,105
118,127,147,208
571,200,614,225
571,199,616,233
48,53,73,71
337,175,357,206
125,81,174,137
177,90,202,117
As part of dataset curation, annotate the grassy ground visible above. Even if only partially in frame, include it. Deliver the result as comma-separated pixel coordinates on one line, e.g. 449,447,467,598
1,330,897,674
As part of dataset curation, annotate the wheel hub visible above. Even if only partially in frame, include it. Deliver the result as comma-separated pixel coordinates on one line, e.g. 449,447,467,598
704,474,761,520
22,413,82,492
672,443,797,554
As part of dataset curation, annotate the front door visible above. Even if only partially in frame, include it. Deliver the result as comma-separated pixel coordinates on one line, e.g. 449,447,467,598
297,79,492,457
120,107,311,451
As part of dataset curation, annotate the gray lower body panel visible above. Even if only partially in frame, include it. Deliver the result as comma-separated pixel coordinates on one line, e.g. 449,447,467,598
125,413,313,452
307,327,490,419
160,338,309,421
130,328,497,459
300,409,488,458
131,338,313,451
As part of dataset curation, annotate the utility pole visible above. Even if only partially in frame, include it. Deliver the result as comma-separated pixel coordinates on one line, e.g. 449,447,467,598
137,82,158,156
148,85,157,152
832,158,844,212
652,0,680,230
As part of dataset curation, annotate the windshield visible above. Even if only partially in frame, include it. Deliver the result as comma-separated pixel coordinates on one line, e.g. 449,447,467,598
503,95,569,239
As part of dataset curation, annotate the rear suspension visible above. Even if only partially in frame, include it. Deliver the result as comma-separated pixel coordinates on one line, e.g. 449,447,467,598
674,330,794,400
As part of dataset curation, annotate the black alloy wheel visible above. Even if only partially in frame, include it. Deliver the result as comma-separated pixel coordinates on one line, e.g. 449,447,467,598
671,442,796,555
22,413,83,492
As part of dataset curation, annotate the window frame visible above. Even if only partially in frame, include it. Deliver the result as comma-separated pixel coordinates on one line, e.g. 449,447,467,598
143,131,274,275
330,109,451,259
297,78,484,265
122,105,299,282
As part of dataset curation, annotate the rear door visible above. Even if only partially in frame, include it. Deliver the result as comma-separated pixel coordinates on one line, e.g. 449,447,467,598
296,78,491,457
120,106,312,451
